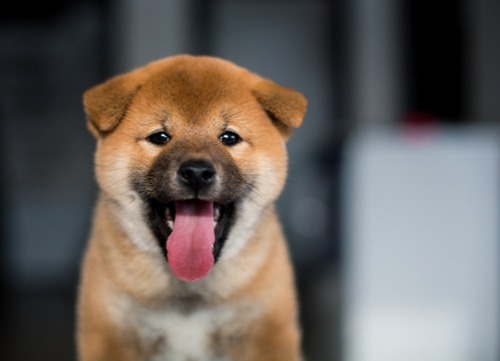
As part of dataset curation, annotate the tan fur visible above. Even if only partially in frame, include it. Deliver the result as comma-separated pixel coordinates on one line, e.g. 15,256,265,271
78,55,307,361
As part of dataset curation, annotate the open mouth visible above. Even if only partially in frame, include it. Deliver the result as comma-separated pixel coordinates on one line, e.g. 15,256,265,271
150,199,234,282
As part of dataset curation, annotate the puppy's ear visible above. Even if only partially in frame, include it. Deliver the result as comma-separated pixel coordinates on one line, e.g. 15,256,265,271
251,79,307,140
83,68,149,137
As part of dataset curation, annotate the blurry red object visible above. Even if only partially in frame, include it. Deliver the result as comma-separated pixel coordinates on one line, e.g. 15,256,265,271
400,111,439,144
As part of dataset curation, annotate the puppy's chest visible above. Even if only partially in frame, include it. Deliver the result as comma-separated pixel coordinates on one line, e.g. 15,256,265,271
137,304,254,361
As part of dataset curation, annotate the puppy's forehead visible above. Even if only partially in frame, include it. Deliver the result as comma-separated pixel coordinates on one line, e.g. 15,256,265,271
136,61,253,123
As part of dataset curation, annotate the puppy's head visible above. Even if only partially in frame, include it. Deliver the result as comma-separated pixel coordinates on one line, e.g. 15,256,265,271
84,56,306,282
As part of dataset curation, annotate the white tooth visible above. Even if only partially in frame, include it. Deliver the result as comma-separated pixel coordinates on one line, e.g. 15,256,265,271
167,220,174,230
166,208,173,221
214,207,220,221
213,221,217,229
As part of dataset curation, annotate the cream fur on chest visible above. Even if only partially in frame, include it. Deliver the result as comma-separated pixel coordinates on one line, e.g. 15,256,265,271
134,302,255,361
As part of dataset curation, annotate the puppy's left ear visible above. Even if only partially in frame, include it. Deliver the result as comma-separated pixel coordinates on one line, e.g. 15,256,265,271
252,79,307,140
83,67,150,138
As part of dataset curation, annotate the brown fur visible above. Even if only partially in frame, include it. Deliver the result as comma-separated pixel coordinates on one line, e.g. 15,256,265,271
78,55,307,361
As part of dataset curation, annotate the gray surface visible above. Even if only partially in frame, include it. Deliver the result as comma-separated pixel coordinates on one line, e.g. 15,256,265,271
0,3,98,289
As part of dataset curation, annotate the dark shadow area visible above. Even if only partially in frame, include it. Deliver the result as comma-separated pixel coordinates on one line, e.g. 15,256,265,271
0,1,107,359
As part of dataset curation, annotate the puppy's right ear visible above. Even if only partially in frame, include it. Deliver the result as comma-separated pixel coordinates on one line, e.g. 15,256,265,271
250,78,307,141
84,68,149,138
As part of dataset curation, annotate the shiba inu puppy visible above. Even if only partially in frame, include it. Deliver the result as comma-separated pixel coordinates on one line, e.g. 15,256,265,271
78,55,307,361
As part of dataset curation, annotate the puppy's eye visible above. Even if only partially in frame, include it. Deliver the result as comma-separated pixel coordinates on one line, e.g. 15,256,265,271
147,132,170,146
219,131,241,146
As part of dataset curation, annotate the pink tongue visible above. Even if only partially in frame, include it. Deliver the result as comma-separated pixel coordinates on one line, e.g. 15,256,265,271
166,200,215,282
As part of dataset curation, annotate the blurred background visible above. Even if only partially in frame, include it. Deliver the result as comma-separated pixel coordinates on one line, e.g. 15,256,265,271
0,0,499,360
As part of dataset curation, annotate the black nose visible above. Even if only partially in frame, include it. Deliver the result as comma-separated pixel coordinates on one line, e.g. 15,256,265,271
178,160,216,192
